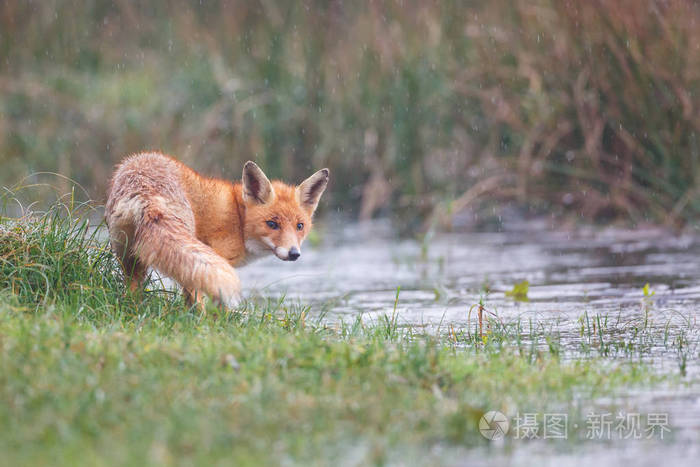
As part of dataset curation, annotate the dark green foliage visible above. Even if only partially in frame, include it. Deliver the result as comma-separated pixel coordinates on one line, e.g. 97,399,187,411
1,1,698,225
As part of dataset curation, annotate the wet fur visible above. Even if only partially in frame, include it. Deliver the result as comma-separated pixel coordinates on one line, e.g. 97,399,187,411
105,152,328,308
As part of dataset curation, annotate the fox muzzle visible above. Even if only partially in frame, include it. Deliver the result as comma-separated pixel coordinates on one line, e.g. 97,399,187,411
273,245,301,261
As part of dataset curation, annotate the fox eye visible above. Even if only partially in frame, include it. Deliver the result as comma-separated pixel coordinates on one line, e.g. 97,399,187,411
266,220,279,230
297,222,304,231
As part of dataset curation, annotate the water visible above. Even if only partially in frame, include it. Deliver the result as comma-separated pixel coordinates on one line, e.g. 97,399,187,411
239,221,700,346
236,220,700,465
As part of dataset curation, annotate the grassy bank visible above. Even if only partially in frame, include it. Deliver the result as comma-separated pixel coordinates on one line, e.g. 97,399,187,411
0,205,680,465
1,0,700,226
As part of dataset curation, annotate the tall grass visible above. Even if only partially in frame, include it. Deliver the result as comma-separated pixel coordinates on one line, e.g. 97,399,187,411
1,0,699,226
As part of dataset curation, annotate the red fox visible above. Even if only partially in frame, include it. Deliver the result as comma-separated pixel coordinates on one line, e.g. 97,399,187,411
105,152,329,308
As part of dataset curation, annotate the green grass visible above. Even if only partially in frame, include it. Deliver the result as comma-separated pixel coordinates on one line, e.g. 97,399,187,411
0,204,682,465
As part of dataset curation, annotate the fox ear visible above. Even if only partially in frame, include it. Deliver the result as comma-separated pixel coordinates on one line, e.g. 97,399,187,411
242,161,274,204
296,168,329,214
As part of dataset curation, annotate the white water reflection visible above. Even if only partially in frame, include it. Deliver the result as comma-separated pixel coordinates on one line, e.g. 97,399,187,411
239,221,700,332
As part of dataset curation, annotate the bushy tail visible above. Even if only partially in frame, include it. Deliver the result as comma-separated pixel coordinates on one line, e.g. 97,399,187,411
133,208,241,308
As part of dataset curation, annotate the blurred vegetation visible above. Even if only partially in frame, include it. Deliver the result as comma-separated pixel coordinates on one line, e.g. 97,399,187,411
1,0,699,228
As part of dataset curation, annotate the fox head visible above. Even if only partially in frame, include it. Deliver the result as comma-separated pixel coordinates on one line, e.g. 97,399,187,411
241,161,329,262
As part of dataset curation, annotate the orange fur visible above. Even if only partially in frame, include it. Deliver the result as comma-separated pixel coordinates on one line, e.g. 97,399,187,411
105,152,328,308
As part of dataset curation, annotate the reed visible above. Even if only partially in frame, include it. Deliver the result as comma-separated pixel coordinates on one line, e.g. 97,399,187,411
1,0,698,226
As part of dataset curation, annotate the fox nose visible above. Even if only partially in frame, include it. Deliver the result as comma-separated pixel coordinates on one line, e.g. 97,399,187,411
288,247,300,261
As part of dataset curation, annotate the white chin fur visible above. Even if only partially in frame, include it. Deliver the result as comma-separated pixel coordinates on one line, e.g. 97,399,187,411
244,238,274,263
274,246,289,260
245,237,293,261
